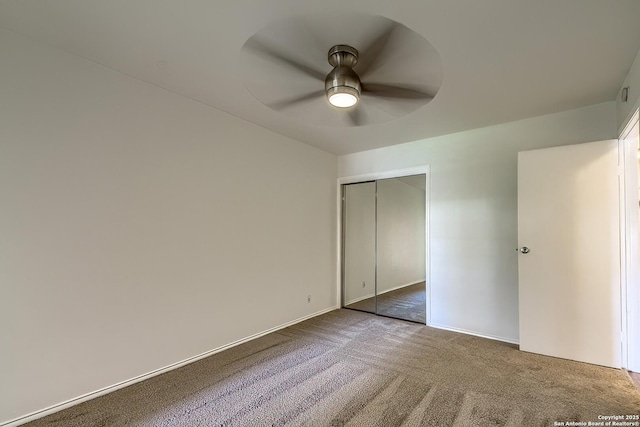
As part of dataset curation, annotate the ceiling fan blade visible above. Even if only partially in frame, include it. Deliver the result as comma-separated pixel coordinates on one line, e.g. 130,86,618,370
243,37,325,82
297,17,328,59
268,90,325,111
355,22,398,79
361,83,435,100
348,107,367,127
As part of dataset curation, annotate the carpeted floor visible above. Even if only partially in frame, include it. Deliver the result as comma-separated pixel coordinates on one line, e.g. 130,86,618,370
345,282,426,323
24,309,640,426
631,371,640,389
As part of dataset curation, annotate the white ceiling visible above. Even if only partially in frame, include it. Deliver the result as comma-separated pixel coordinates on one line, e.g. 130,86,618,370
1,0,639,155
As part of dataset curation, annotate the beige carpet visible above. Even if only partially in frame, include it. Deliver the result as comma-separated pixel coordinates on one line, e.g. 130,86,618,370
24,309,640,426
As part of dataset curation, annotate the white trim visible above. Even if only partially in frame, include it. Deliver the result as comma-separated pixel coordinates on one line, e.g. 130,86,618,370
619,108,640,372
618,95,640,138
428,322,520,345
1,306,339,427
337,165,430,325
344,293,376,306
425,168,431,327
338,166,430,186
336,183,341,308
621,109,640,140
378,280,426,295
344,280,426,306
618,139,627,369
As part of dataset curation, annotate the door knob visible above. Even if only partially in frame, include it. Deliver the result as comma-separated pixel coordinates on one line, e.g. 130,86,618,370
519,247,530,254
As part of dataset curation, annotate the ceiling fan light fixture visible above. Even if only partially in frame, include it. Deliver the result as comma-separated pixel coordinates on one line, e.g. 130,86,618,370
325,45,361,109
327,86,360,108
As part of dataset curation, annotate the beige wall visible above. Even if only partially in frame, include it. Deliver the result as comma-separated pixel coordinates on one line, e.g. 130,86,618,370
0,29,337,424
339,102,617,343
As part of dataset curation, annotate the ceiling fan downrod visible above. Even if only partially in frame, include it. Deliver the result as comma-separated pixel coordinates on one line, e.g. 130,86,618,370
325,45,361,108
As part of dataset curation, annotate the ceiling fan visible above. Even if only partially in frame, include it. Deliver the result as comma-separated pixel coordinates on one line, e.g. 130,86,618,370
242,18,440,127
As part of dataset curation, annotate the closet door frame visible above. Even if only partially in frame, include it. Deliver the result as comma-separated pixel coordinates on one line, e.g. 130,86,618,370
338,165,431,324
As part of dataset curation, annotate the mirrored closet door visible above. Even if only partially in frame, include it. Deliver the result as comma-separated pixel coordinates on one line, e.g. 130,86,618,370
342,175,426,323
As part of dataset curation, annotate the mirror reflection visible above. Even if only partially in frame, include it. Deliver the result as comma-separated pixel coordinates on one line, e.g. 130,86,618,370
376,176,426,322
343,181,376,314
342,175,426,323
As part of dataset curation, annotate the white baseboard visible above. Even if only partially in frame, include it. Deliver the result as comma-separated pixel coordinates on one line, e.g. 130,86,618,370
427,322,519,345
1,305,339,427
344,293,375,306
377,279,425,296
344,280,425,306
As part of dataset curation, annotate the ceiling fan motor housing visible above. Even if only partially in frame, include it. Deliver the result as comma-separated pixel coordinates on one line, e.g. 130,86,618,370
325,45,361,104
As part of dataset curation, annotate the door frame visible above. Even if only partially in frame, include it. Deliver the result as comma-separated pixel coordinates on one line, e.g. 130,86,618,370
619,108,640,372
337,165,431,324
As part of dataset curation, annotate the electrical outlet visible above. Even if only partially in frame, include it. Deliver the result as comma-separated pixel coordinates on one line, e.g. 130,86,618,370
362,281,366,288
307,295,311,303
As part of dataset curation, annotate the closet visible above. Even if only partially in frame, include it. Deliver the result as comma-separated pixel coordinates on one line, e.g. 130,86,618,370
342,175,426,323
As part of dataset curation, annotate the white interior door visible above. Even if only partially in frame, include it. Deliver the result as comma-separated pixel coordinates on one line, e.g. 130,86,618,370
518,140,621,368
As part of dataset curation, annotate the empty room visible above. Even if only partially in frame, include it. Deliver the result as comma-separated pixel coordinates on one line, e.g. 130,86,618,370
2,1,640,426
